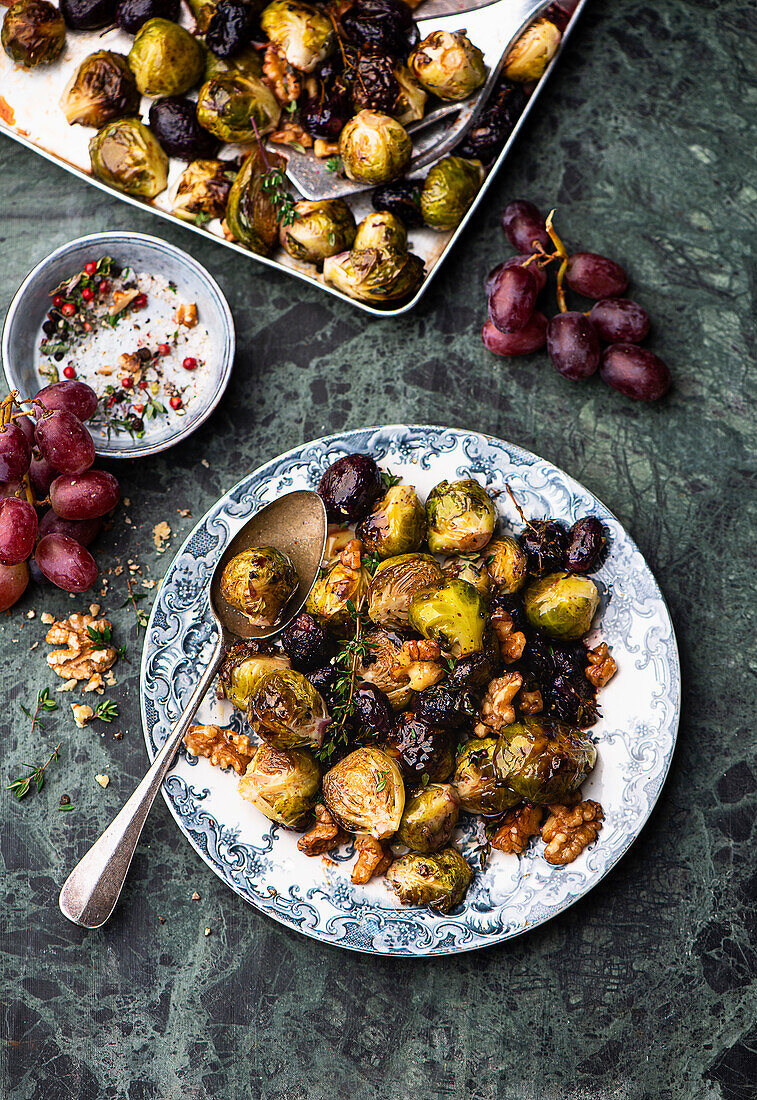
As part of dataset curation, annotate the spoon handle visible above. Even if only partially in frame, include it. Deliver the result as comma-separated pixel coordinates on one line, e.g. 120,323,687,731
59,634,225,929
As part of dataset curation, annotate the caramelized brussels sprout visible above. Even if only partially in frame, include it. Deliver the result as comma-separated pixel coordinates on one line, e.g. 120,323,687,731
279,199,357,264
225,146,286,255
2,0,65,67
367,552,442,629
238,742,320,826
420,156,485,231
386,847,473,912
386,713,454,782
217,643,291,709
353,210,408,253
356,626,412,709
504,17,561,82
322,745,405,839
339,110,412,185
249,667,330,751
357,485,425,559
442,554,490,597
409,577,487,658
425,478,496,554
306,555,371,636
148,96,220,160
196,72,280,142
89,118,169,198
323,248,423,304
61,51,140,129
483,536,527,594
128,18,204,97
397,783,460,853
524,571,599,639
493,717,597,803
453,737,519,816
219,546,298,626
185,0,217,33
408,30,486,101
392,64,427,124
204,42,262,80
259,0,334,72
172,158,236,222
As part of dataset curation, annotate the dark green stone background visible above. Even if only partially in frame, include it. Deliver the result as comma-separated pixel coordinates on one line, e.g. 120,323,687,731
1,1,755,1097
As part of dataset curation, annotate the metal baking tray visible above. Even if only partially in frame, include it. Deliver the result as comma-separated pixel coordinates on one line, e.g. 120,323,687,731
0,0,587,317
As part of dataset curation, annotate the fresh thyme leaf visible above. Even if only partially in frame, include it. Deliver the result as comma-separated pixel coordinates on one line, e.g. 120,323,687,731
326,156,342,174
6,742,61,803
362,551,381,575
193,212,212,227
58,802,75,812
87,624,113,648
94,700,119,723
374,770,386,793
261,167,299,226
285,99,298,116
380,469,401,490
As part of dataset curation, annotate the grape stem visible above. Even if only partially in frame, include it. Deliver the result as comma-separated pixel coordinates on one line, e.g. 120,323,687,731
545,209,569,313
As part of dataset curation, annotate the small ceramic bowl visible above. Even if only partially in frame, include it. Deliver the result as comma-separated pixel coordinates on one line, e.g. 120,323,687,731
1,232,235,459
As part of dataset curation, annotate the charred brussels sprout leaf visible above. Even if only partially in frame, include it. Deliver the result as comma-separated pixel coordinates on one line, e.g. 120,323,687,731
322,745,405,839
524,571,599,639
2,0,65,67
356,484,425,559
323,248,423,304
353,210,408,253
453,737,519,816
392,64,427,124
425,478,496,554
89,118,169,198
493,717,597,804
386,847,473,912
185,0,217,33
504,17,561,82
128,18,205,98
148,96,220,160
442,554,490,596
306,556,371,636
409,577,488,658
409,30,486,101
339,110,412,185
386,713,455,783
196,72,280,142
397,783,460,853
279,199,357,264
238,742,320,826
260,0,334,72
249,667,331,751
217,643,291,710
421,156,485,231
367,552,442,629
219,546,298,627
225,146,286,255
172,158,236,222
483,536,527,594
61,51,140,129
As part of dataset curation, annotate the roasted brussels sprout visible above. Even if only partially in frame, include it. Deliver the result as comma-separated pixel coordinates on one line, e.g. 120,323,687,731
356,626,410,710
185,0,217,33
260,0,334,72
306,554,371,637
323,248,423,304
341,0,416,58
420,156,485,231
411,680,476,731
59,0,116,31
219,546,298,626
172,158,235,222
279,611,332,671
89,118,169,198
249,667,330,751
453,737,519,816
116,0,179,35
442,554,490,597
2,0,65,67
353,211,408,253
322,745,405,839
356,484,425,559
371,179,423,229
206,0,256,59
61,51,140,129
367,552,442,629
409,577,487,658
425,478,496,554
148,97,220,160
397,783,460,853
524,572,599,639
504,17,561,82
386,847,472,912
339,110,412,185
493,717,597,804
385,713,455,783
217,643,291,709
408,30,486,101
392,64,427,124
483,536,527,594
225,146,285,255
128,18,205,98
204,42,262,80
196,72,280,142
317,453,383,524
279,199,357,265
238,742,320,826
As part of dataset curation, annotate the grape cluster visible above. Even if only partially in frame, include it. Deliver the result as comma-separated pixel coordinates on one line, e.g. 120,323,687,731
482,200,671,402
0,381,120,611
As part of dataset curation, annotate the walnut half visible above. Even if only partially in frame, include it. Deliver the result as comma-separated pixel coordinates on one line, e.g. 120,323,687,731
351,835,393,884
46,613,118,693
474,671,523,737
491,606,526,664
586,642,617,689
184,724,254,775
298,805,346,856
492,803,544,854
541,800,604,865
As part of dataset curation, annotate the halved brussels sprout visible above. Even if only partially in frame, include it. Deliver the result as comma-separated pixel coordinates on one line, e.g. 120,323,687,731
196,72,280,142
483,536,527,594
2,0,65,67
217,643,291,710
493,717,597,803
409,577,487,658
524,572,599,639
249,668,330,751
186,0,217,33
356,626,411,710
397,783,460,853
238,742,320,826
279,199,356,265
453,737,519,816
367,552,442,629
442,554,489,597
322,745,405,839
353,211,408,254
172,158,236,222
386,847,473,912
61,51,140,129
128,18,205,97
408,30,486,101
323,248,424,304
339,110,412,185
89,118,169,198
306,555,371,637
225,146,286,255
504,17,561,82
356,484,425,559
259,0,334,72
219,546,298,627
425,478,496,554
420,156,485,231
392,64,427,125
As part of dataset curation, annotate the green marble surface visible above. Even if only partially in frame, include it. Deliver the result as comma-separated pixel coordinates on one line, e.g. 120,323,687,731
1,1,756,1097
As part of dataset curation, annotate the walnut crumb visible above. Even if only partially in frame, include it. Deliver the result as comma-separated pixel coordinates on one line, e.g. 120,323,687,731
192,891,200,900
204,927,212,936
351,835,393,884
586,643,617,689
71,703,94,728
518,687,543,715
178,509,192,518
298,805,346,856
314,138,339,158
491,607,526,664
492,803,543,854
184,724,254,775
474,672,524,736
95,774,109,788
153,522,171,553
41,612,55,625
89,604,100,617
26,609,35,619
541,800,604,865
175,302,198,327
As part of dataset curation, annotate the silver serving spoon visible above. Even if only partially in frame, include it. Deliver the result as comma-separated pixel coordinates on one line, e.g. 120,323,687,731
59,489,327,929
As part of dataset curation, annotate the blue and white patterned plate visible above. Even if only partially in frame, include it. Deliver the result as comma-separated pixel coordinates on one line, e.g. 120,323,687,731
140,426,680,956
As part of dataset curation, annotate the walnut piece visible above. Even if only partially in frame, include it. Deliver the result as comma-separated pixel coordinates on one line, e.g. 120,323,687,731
390,638,444,692
518,687,543,715
174,302,198,327
491,606,526,664
492,803,544,854
153,521,171,553
46,613,118,693
298,805,346,856
351,835,393,884
474,671,524,737
586,642,617,689
325,528,354,561
541,800,604,865
313,138,340,158
263,43,302,103
184,724,254,775
270,121,313,148
71,703,94,728
340,538,363,571
95,774,110,788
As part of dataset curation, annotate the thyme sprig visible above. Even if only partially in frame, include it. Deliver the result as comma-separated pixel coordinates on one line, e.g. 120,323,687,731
315,598,375,762
261,167,298,227
87,623,127,660
7,742,61,801
20,687,58,737
94,700,119,723
121,578,148,630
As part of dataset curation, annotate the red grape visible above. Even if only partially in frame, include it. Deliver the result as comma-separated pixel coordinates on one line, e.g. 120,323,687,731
600,344,671,401
0,480,25,500
488,265,538,333
485,256,547,296
0,497,38,565
38,508,102,547
589,298,650,344
35,534,98,592
29,453,59,498
566,252,628,298
50,469,120,520
35,380,98,422
35,410,95,475
0,560,29,611
17,414,36,448
546,312,601,379
0,422,32,482
501,200,550,254
482,313,548,356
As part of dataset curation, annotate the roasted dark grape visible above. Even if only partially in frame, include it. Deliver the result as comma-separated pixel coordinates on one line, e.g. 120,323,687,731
35,533,98,592
0,560,29,611
548,671,599,728
205,0,256,58
317,453,383,523
600,344,671,401
59,0,117,30
501,199,550,254
489,591,527,634
482,313,547,357
148,97,220,160
38,508,102,547
0,422,31,482
487,264,537,334
35,410,95,475
520,520,567,575
115,0,179,33
50,469,120,520
0,497,38,565
546,311,600,379
307,665,339,709
384,714,454,782
350,50,400,114
300,81,351,141
566,252,628,298
35,380,98,421
564,516,605,573
371,180,423,228
457,81,525,163
411,681,476,730
279,611,332,671
485,256,546,296
352,682,394,740
589,298,650,344
29,453,58,498
446,649,500,694
544,1,578,32
341,0,416,57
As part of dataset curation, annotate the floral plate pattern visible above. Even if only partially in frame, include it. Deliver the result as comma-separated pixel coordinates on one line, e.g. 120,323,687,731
140,425,681,956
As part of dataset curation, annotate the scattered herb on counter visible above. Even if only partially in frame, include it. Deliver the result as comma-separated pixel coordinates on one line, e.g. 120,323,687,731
7,741,62,801
94,700,119,723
